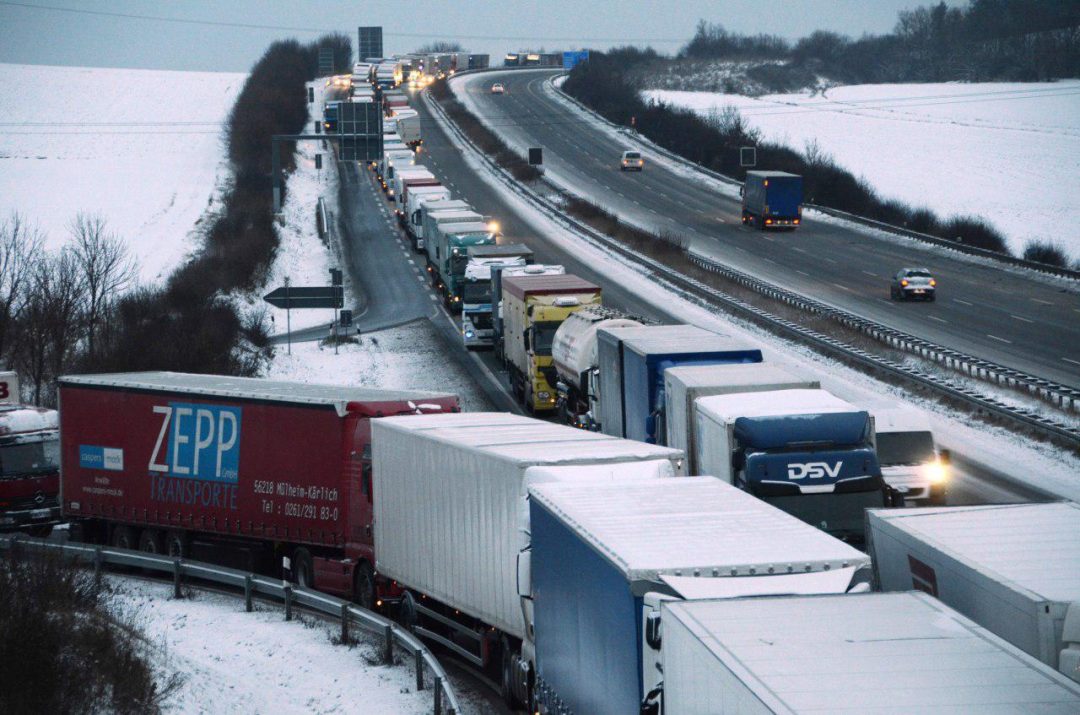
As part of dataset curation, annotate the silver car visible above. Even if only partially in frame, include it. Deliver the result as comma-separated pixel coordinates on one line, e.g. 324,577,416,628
890,268,936,301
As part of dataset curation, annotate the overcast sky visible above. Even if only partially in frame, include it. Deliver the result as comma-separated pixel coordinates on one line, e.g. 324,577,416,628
1,0,965,73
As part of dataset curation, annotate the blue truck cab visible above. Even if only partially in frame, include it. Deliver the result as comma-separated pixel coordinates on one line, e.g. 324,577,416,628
526,477,871,715
322,100,342,132
596,325,763,444
742,170,803,229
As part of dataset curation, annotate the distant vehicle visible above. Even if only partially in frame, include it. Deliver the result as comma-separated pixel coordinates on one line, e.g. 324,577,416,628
741,170,802,229
619,150,643,171
322,101,342,132
873,407,948,505
890,268,936,301
490,83,505,94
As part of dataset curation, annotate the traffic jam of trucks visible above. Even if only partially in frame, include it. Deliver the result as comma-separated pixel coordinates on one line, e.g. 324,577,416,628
8,55,1073,714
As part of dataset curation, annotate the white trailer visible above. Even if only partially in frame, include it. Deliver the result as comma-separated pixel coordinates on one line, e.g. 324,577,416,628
390,167,435,214
661,591,1080,713
422,209,483,269
413,198,468,252
403,185,449,243
663,363,819,474
391,109,421,146
371,412,683,669
867,502,1080,683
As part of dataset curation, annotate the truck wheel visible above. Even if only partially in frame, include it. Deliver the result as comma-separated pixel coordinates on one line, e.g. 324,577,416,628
26,524,53,538
166,530,188,559
398,590,418,632
138,529,163,555
500,637,524,709
353,562,376,611
291,547,314,588
112,525,137,551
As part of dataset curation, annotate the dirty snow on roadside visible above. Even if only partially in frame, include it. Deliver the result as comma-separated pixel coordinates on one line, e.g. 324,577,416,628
0,63,244,284
427,84,1080,502
108,577,436,714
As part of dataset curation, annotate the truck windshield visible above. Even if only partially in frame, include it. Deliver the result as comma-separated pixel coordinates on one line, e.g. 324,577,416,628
532,321,561,356
0,435,60,476
463,282,491,304
450,254,470,275
876,431,935,466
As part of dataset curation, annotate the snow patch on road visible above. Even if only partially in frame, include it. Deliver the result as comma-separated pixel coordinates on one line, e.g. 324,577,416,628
0,63,244,284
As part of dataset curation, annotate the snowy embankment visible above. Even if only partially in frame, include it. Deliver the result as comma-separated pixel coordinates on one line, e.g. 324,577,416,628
0,63,244,283
442,76,1080,502
110,578,436,714
644,82,1080,260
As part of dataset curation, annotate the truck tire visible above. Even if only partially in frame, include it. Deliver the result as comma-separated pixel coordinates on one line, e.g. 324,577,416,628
166,530,188,559
353,562,376,611
138,529,163,555
500,637,524,710
398,590,418,632
292,547,314,589
112,525,137,551
26,524,53,538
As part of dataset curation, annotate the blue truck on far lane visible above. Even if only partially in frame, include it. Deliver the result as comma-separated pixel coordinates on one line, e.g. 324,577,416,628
742,170,803,230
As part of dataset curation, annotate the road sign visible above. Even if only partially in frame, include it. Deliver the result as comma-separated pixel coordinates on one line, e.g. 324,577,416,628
529,147,543,166
338,102,383,162
264,285,343,310
740,146,757,167
318,47,335,77
359,26,383,60
562,51,590,70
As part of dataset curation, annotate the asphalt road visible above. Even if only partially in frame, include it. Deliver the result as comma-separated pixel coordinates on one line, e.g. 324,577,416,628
457,69,1080,389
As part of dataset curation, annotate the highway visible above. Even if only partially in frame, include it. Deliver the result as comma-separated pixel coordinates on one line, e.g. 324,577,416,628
454,69,1080,389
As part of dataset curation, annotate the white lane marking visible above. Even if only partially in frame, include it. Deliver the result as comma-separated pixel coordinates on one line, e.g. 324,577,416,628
1063,357,1080,367
1030,298,1052,305
953,298,973,306
823,257,838,264
862,270,877,277
716,217,726,223
987,334,1012,344
1011,314,1035,323
792,247,805,253
797,270,810,276
763,257,776,264
928,316,948,324
429,294,438,302
876,298,893,305
649,208,659,214
760,234,774,242
408,259,415,265
831,282,850,291
417,275,426,283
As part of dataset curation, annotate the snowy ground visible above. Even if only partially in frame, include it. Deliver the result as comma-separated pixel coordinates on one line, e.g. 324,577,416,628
108,577,444,714
0,63,245,284
645,82,1080,260
437,78,1080,502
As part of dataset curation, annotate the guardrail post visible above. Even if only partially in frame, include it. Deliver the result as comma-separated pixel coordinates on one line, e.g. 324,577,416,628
415,648,424,690
340,603,349,644
245,575,253,612
382,624,393,664
284,585,293,621
434,677,443,715
93,545,103,583
173,558,182,598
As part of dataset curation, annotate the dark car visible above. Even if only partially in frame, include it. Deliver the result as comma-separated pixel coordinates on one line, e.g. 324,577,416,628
890,268,936,301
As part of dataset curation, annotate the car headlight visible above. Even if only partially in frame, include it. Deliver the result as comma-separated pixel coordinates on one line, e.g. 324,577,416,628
924,460,948,484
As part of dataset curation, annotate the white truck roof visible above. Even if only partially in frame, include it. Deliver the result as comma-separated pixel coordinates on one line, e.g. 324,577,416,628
529,477,867,584
695,388,858,422
440,221,491,235
666,363,817,391
662,591,1080,713
429,210,483,224
869,503,1080,603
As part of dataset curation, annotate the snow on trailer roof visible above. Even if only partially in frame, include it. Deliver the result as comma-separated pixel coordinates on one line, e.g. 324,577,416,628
376,412,680,465
666,363,817,390
501,274,599,299
746,170,801,178
0,404,58,435
613,324,758,357
528,477,866,581
59,372,454,417
696,388,858,421
869,503,1080,603
664,591,1080,712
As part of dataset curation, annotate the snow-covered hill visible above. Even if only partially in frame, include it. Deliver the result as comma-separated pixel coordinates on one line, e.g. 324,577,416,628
0,63,245,283
645,81,1080,260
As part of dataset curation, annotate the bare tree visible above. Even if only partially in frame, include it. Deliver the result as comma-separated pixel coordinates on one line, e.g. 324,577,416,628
0,213,45,365
69,213,136,359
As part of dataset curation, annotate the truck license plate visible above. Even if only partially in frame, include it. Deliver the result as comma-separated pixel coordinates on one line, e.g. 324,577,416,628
30,508,51,520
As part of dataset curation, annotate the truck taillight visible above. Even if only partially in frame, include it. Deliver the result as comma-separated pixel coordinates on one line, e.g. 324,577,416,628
765,219,772,225
794,219,800,225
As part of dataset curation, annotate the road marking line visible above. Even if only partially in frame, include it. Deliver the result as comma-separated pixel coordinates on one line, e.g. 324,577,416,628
1031,298,1053,305
1063,357,1080,367
763,257,776,264
986,334,1012,344
862,270,877,277
408,259,415,265
797,270,810,276
429,294,438,302
792,247,805,253
823,257,838,264
1010,314,1035,323
417,276,426,283
953,298,973,306
831,282,850,291
716,217,726,223
928,316,948,324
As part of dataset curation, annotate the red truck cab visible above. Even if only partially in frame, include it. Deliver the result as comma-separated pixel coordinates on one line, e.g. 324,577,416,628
0,371,60,536
58,372,458,609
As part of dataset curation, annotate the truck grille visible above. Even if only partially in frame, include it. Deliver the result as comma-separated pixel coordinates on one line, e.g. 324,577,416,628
4,493,59,510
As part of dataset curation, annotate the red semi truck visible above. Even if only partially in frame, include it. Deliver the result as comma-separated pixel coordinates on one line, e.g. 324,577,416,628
58,372,458,607
0,371,61,535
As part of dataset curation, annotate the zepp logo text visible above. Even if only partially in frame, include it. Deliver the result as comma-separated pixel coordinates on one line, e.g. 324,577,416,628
787,461,842,480
148,402,241,483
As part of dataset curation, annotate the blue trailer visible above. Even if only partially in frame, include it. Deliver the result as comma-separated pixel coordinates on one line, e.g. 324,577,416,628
527,477,871,715
742,170,803,230
595,325,763,444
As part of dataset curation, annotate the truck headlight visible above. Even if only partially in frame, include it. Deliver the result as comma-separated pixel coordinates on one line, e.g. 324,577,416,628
464,330,475,339
537,391,551,401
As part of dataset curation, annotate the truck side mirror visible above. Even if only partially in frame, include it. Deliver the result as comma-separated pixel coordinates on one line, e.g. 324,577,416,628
516,548,532,598
939,448,951,465
523,329,530,351
645,611,662,650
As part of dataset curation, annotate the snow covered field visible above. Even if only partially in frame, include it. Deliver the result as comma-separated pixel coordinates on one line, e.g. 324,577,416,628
109,578,445,714
645,82,1080,260
0,63,244,283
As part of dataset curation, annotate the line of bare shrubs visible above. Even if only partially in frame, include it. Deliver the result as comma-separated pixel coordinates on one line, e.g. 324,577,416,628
0,546,180,714
429,77,544,182
564,51,1021,258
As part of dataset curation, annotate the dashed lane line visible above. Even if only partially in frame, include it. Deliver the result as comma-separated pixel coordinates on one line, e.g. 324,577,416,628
953,298,974,306
1011,314,1035,324
987,334,1012,344
1063,357,1080,367
928,316,948,324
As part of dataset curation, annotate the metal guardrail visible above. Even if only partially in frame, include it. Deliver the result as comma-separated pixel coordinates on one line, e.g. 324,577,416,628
0,534,461,715
547,74,1080,281
543,74,1080,414
424,87,1080,449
